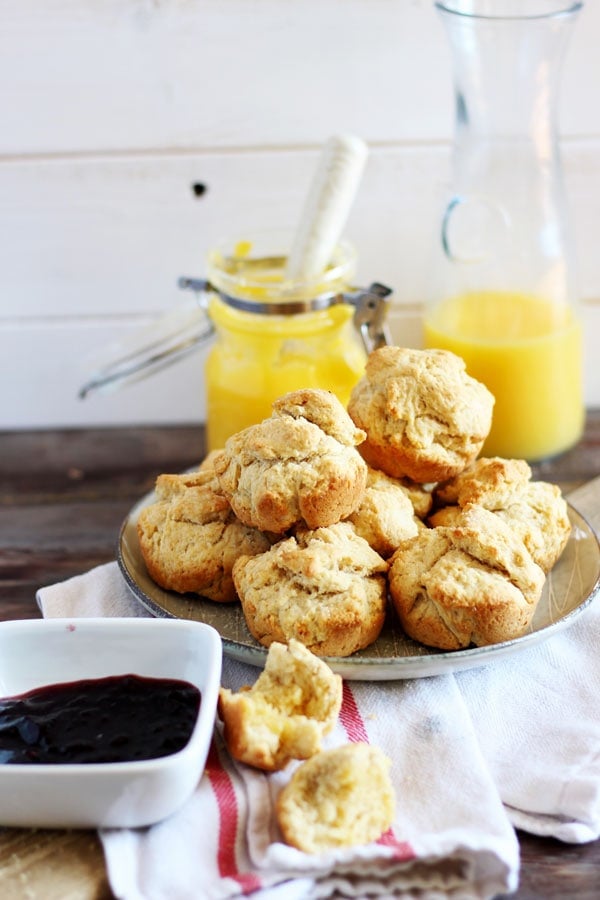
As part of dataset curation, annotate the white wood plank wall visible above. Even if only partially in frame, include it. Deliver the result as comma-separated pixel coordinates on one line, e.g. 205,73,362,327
2,0,599,429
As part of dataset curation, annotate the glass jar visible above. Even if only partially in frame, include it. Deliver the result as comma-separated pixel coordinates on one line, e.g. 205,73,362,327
78,233,391,451
424,0,584,461
182,234,392,451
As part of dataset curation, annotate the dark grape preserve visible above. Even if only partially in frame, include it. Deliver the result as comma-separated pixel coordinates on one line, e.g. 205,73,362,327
0,674,201,764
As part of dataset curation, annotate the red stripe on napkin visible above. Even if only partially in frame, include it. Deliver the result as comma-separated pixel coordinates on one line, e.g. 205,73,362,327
378,829,417,860
206,742,263,894
339,682,369,743
339,684,417,861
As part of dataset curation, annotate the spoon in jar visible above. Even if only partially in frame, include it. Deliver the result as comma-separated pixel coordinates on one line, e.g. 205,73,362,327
285,133,368,283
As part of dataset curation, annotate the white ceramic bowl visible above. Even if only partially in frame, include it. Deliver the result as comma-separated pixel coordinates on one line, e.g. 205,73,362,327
0,617,222,828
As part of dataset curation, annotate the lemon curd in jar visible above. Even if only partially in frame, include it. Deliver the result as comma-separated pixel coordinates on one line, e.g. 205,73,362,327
424,290,584,460
204,243,366,451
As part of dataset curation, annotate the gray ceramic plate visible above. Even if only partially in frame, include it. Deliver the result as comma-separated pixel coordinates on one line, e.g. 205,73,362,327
118,488,600,681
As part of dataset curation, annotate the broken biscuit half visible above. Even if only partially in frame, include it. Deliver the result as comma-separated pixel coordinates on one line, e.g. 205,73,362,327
218,639,342,772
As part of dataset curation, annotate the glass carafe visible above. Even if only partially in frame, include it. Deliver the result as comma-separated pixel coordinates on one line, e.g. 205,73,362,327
424,0,584,461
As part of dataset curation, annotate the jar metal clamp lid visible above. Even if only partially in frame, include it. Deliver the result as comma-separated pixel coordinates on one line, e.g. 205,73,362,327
79,278,392,399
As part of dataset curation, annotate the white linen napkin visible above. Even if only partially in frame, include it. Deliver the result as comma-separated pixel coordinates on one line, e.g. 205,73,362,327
456,475,600,845
458,615,600,843
36,477,600,898
38,562,518,899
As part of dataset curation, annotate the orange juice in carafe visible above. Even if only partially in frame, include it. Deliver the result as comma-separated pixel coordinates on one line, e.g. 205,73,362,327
428,2,585,460
423,290,583,460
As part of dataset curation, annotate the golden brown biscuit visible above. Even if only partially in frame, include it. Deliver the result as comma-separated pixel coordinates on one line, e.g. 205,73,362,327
434,457,532,509
214,389,368,534
155,468,217,498
348,347,494,482
137,469,271,602
389,505,545,650
430,461,571,573
427,505,463,529
496,481,571,573
233,522,388,657
346,466,424,558
394,477,434,520
218,640,342,772
276,743,395,853
198,449,223,472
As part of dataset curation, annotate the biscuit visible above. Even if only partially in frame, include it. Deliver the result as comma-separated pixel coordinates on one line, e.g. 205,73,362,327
496,481,571,573
389,505,545,650
434,457,532,509
429,461,571,573
346,466,424,558
137,469,271,602
214,389,368,534
155,468,217,498
233,522,388,657
217,639,342,771
348,347,494,482
198,449,223,472
276,743,395,853
427,505,463,529
394,477,434,520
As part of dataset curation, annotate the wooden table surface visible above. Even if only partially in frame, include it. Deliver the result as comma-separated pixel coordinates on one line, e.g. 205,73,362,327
1,416,600,900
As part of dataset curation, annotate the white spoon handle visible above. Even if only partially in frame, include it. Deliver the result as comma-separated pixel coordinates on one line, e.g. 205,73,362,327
285,134,368,282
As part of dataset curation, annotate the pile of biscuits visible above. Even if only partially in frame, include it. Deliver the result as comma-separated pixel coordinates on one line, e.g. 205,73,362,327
137,346,571,655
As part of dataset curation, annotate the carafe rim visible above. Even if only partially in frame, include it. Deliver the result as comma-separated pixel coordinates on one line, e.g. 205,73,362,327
434,1,582,22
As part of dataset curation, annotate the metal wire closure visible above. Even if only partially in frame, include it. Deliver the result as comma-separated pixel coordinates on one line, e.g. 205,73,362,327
347,282,393,353
79,278,392,398
78,298,214,399
178,277,393,352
